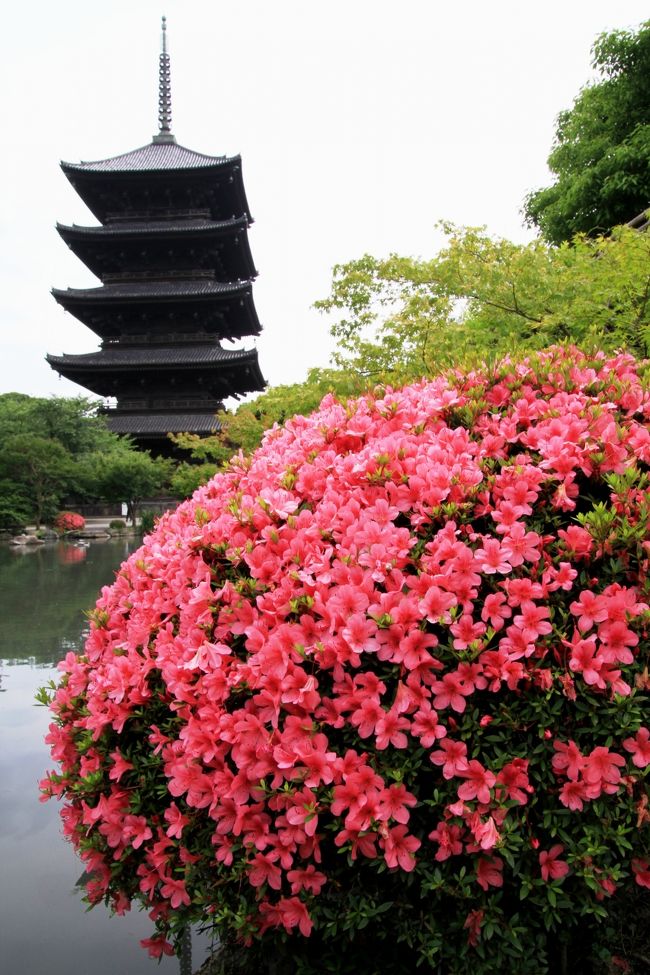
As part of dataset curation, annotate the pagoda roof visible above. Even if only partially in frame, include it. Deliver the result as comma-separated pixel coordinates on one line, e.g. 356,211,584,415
46,344,265,399
47,345,259,369
57,216,249,238
56,217,258,283
106,413,222,435
52,279,252,302
61,141,238,175
61,147,251,224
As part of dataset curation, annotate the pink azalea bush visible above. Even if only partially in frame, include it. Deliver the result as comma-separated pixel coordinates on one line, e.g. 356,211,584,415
41,347,650,974
54,510,86,534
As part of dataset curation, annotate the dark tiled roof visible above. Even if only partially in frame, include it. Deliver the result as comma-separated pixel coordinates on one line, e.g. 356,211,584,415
106,413,222,435
52,280,251,301
57,216,248,237
627,209,650,232
47,346,258,368
61,142,237,174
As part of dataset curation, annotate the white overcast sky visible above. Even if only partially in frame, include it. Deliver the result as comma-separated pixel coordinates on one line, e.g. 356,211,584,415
1,1,648,402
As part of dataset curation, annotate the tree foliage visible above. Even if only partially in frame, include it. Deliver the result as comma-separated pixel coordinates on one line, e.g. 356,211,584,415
0,393,160,529
0,434,75,528
524,21,650,243
0,393,122,457
93,452,172,525
316,221,650,384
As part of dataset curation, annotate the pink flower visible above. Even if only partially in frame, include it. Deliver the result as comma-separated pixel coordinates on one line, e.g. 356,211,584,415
430,739,469,779
260,896,314,936
569,591,608,632
512,601,552,642
375,708,410,750
568,634,605,688
476,856,503,890
411,704,447,747
539,844,569,881
377,783,418,824
431,673,473,713
428,820,464,860
552,739,584,780
632,858,650,889
496,758,531,805
159,874,191,909
471,815,500,850
287,864,327,895
582,746,626,795
108,750,133,782
449,615,487,650
164,802,190,839
456,761,496,804
481,592,512,631
248,851,282,890
380,824,421,871
474,538,513,574
140,936,174,958
500,523,541,567
557,526,593,558
558,779,593,812
464,909,485,946
598,620,638,664
623,727,650,768
419,583,457,623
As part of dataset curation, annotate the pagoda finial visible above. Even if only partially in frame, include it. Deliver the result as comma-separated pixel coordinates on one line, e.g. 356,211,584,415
153,15,176,144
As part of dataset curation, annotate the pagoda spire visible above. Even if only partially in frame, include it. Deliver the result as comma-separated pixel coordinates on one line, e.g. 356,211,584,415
153,15,176,144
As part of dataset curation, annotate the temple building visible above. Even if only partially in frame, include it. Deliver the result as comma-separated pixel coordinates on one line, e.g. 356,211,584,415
47,18,265,454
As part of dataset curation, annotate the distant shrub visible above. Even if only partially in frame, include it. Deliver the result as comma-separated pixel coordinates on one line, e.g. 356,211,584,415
41,347,650,974
109,520,127,532
138,510,156,535
53,511,85,534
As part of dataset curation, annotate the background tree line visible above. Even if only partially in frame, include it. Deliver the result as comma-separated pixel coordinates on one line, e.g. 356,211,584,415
0,395,171,530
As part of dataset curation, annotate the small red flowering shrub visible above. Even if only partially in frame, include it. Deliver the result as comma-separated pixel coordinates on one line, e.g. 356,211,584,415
41,347,650,974
54,511,86,533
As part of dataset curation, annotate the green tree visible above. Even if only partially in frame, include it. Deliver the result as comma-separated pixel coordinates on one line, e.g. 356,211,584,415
524,21,650,243
96,452,172,525
0,393,121,456
0,434,74,528
169,461,219,500
316,221,650,383
0,482,33,532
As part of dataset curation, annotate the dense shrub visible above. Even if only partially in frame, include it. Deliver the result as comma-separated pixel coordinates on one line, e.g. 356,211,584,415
41,347,650,974
53,511,85,534
108,519,127,532
138,510,156,535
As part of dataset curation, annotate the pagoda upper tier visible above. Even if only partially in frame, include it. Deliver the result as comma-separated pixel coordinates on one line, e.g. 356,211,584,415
56,216,256,281
60,142,251,224
46,344,264,401
51,279,260,342
47,16,265,454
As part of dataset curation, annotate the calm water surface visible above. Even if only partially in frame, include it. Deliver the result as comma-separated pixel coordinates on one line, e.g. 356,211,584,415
0,539,212,975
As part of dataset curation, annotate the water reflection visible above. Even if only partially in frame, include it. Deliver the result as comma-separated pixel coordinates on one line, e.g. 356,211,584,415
0,539,212,974
0,537,136,666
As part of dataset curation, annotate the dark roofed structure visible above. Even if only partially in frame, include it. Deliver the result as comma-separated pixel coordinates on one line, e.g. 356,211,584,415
627,208,650,232
47,16,265,454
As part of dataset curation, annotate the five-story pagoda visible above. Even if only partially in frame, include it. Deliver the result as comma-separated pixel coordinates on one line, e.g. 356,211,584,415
47,17,265,454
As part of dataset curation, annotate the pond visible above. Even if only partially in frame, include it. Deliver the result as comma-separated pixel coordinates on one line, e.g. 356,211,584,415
0,538,212,974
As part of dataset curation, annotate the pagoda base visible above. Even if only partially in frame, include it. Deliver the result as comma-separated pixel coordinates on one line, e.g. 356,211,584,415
106,410,222,457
